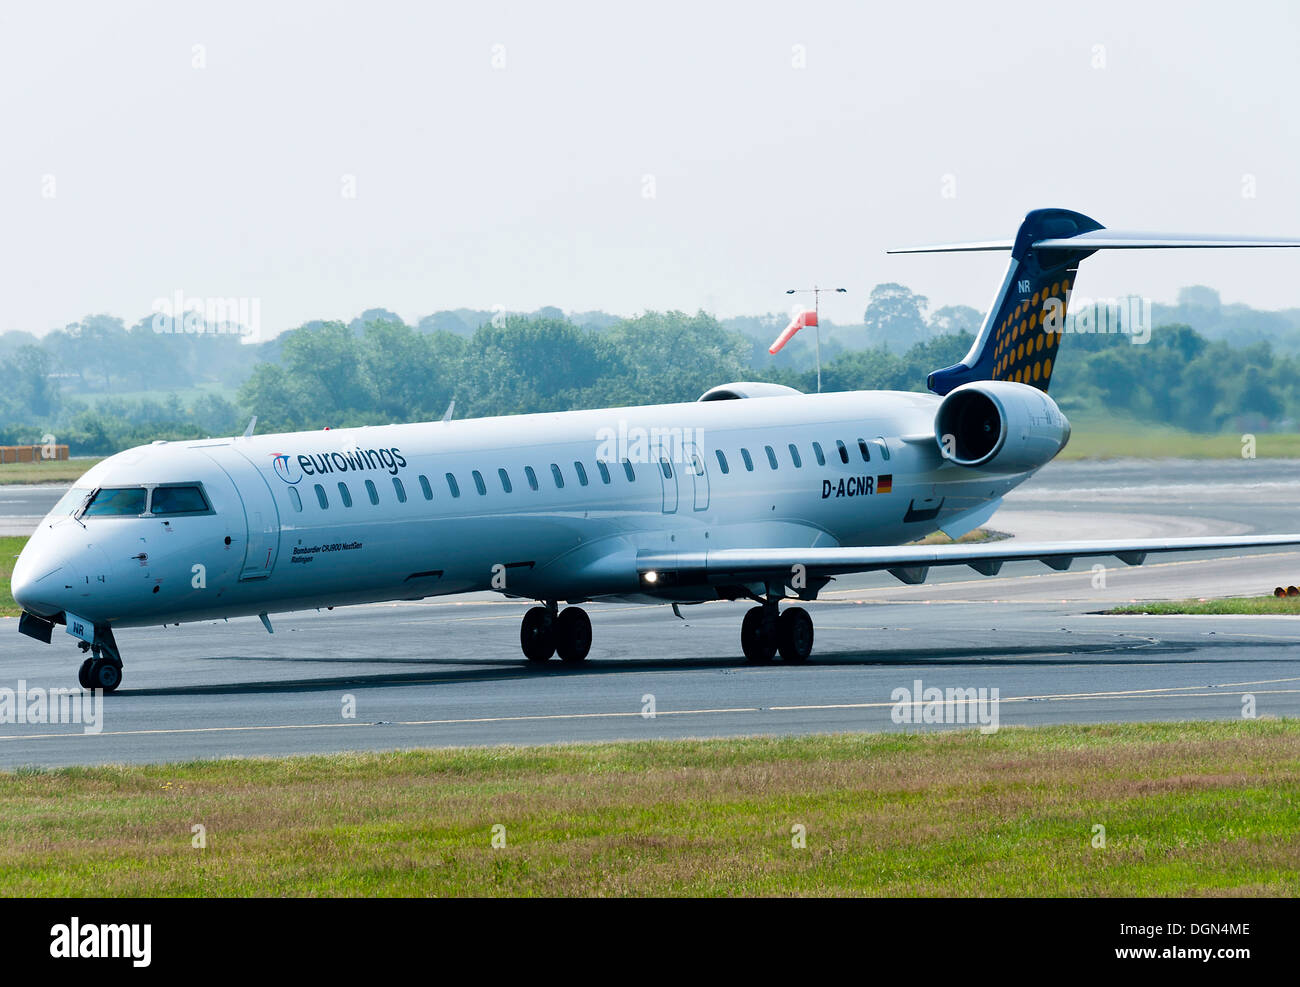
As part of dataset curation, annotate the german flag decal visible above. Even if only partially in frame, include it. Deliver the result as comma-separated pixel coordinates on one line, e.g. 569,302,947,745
877,474,893,494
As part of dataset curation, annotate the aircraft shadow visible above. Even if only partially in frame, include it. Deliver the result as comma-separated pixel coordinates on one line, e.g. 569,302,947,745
111,637,1287,698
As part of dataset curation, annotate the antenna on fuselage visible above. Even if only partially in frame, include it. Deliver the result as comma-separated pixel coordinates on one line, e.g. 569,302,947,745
441,399,456,422
242,416,257,438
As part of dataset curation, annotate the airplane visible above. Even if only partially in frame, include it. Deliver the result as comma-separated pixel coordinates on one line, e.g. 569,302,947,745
12,207,1300,693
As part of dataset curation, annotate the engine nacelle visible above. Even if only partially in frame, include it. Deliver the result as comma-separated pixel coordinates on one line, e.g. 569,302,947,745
934,380,1070,472
698,381,803,401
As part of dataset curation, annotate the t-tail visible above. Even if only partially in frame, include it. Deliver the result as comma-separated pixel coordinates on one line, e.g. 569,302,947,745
888,207,1300,396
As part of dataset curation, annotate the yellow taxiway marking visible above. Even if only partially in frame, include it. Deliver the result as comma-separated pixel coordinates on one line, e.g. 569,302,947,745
4,678,1297,743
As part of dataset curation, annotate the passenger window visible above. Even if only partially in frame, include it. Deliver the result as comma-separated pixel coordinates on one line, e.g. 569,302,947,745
875,437,892,461
150,485,209,515
289,487,303,512
314,484,328,509
692,453,704,476
525,466,539,491
836,440,849,464
419,475,433,500
498,468,512,494
741,448,754,471
812,441,826,466
857,438,871,462
392,477,406,503
659,458,672,479
574,462,589,486
596,460,611,484
472,470,487,495
788,444,802,468
621,459,635,482
446,473,460,498
715,450,729,474
338,482,353,508
83,487,146,517
765,445,778,470
365,479,379,505
551,464,565,488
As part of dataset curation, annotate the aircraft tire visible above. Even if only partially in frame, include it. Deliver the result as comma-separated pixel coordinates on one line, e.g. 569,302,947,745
777,606,814,663
521,606,557,663
554,607,592,664
89,657,122,693
741,606,777,663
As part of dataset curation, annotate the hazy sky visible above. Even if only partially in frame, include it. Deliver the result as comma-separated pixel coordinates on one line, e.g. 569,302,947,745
3,0,1298,339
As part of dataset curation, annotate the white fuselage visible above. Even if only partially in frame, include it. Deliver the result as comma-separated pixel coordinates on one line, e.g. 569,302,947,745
13,390,1038,629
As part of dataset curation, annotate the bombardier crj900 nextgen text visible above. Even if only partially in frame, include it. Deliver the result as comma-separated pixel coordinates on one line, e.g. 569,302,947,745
13,208,1300,692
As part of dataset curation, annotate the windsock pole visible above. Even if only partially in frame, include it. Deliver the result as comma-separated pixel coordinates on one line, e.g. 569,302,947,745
784,286,847,393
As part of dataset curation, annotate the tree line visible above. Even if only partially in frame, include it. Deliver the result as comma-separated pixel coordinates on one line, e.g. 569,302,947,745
2,304,1297,455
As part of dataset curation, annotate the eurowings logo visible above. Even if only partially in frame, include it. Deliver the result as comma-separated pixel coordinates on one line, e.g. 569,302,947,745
271,453,302,484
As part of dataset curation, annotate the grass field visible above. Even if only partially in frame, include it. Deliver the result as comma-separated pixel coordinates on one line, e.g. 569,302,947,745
912,527,1009,545
0,459,101,485
1,721,1295,896
69,382,237,410
1107,596,1300,616
1057,423,1300,460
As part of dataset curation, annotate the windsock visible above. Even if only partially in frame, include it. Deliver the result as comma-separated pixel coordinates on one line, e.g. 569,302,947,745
769,310,817,354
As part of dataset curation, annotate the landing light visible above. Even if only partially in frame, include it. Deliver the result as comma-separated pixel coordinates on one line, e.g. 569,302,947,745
643,571,659,585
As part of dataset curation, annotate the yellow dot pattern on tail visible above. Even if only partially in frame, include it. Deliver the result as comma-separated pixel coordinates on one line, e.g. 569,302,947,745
990,278,1071,391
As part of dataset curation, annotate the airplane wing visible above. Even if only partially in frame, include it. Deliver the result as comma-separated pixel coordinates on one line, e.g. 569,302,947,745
635,534,1300,593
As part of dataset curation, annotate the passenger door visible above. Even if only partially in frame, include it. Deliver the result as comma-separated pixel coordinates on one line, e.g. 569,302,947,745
201,444,281,580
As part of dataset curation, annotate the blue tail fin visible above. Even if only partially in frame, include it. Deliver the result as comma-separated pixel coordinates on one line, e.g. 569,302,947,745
924,208,1102,395
891,208,1300,396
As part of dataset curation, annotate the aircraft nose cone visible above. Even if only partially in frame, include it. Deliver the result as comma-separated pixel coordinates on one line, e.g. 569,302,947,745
13,531,116,621
10,556,63,618
11,544,65,617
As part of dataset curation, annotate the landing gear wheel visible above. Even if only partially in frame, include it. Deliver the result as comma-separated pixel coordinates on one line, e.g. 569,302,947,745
78,658,94,690
88,657,122,693
554,607,592,665
741,606,777,664
777,606,814,663
520,606,556,664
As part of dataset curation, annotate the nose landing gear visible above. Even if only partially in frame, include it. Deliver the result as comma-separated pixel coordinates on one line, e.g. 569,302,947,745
76,629,123,693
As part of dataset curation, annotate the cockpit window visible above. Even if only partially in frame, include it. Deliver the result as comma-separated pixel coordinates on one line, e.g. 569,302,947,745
82,487,147,517
51,486,92,515
150,485,210,515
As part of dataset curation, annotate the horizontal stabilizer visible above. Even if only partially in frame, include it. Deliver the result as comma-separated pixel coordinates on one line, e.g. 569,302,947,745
886,240,1014,254
890,230,1300,254
1033,230,1300,249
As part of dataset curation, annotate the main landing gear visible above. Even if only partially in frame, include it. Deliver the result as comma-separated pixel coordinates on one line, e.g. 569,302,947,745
517,595,814,666
76,634,124,693
740,598,814,664
520,602,591,665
